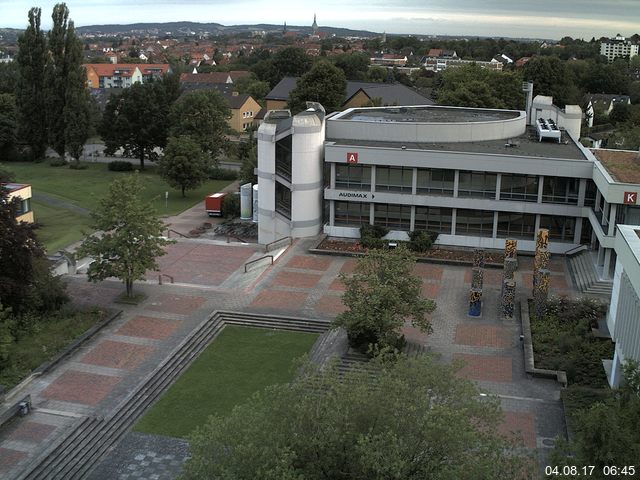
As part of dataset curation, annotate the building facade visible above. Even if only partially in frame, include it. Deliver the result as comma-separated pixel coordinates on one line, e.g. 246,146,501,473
600,34,639,62
2,183,33,223
257,100,640,280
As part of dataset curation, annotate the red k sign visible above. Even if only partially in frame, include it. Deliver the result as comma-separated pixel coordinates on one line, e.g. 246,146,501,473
624,191,638,205
346,152,358,164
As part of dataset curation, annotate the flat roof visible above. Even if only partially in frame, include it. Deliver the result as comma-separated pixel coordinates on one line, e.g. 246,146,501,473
1,182,30,192
335,105,521,124
328,127,587,160
591,149,640,183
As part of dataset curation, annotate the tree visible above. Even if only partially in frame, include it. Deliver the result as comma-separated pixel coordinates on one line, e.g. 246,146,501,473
609,102,632,124
0,93,16,157
0,184,66,313
15,7,48,160
182,353,535,480
100,81,172,169
332,246,436,353
0,61,19,95
168,89,229,163
333,52,370,80
523,56,580,107
237,130,257,185
159,136,210,197
288,60,347,114
78,174,172,298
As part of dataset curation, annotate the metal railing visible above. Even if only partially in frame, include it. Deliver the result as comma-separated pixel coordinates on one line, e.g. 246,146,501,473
158,274,174,285
166,229,188,238
244,255,274,273
564,244,588,257
226,234,246,244
264,236,293,253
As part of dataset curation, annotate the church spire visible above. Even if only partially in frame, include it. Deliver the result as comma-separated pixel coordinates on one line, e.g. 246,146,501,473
312,13,318,35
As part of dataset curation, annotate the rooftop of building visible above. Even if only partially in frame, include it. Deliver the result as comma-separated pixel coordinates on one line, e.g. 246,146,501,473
334,105,519,123
591,148,640,184
1,182,30,193
328,127,587,160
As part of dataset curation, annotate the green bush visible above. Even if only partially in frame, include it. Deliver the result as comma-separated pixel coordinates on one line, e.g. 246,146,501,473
209,167,238,181
107,160,134,171
222,192,240,218
69,162,88,170
49,157,68,167
408,230,435,252
359,224,389,249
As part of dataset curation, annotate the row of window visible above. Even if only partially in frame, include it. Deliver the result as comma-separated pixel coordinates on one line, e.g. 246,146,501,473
242,111,254,118
334,165,594,206
334,201,578,241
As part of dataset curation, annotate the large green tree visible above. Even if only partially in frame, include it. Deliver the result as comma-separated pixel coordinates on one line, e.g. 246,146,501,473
333,246,436,353
168,89,229,163
78,174,171,298
182,353,534,480
159,136,210,197
15,7,48,160
0,93,16,157
100,81,172,169
523,55,581,107
288,60,347,114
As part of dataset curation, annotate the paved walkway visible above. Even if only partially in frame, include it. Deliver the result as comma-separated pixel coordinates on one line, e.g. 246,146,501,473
0,238,576,478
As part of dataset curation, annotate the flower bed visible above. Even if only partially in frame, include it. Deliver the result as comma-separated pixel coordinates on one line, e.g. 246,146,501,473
317,237,504,264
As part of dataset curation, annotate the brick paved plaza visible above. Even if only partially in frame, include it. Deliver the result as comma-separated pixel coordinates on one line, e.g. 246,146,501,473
0,236,574,477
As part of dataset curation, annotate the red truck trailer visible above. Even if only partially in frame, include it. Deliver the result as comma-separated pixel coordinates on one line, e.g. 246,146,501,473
205,192,227,217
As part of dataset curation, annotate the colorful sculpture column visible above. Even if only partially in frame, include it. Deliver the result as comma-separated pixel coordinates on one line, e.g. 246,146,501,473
532,229,550,318
502,238,518,320
468,249,485,317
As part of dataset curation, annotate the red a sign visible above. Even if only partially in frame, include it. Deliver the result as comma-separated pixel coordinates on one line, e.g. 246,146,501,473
624,191,637,205
346,152,358,164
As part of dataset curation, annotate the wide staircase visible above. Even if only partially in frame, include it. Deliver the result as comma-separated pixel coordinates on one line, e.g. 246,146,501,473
567,250,613,297
16,312,329,480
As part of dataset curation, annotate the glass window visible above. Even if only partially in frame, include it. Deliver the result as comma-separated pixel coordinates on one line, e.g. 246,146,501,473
542,177,579,205
335,201,369,227
539,215,576,242
275,136,292,181
275,182,291,219
416,168,454,196
374,203,411,230
456,209,494,237
375,167,413,193
584,180,597,207
335,164,372,190
500,174,539,202
496,212,536,240
457,170,497,199
415,206,452,234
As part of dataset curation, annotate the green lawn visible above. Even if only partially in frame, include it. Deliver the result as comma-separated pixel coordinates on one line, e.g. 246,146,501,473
134,326,318,439
31,200,93,252
2,161,233,252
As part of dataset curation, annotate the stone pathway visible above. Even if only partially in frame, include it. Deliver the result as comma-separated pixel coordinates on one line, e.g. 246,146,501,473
0,237,576,478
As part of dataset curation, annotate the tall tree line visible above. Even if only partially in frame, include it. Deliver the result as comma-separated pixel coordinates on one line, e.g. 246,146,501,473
15,3,89,162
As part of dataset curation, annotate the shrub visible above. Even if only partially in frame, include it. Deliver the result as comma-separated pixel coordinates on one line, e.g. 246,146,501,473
69,162,88,170
49,157,68,167
222,192,240,218
209,167,238,181
107,160,134,172
359,224,389,250
408,230,434,253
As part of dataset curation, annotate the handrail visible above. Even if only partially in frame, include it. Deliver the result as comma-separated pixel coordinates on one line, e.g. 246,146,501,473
264,236,292,253
167,229,188,238
158,273,174,285
244,255,274,273
564,244,588,257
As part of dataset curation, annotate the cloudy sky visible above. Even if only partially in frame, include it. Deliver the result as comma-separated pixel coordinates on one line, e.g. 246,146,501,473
1,0,638,39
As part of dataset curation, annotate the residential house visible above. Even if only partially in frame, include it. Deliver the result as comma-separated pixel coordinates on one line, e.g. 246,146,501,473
2,183,33,223
226,92,262,132
492,53,514,66
84,63,171,88
515,57,532,68
264,76,433,112
370,54,408,67
584,94,631,128
600,34,639,62
422,56,502,73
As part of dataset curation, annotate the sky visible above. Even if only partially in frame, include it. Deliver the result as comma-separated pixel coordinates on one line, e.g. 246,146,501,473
1,0,639,40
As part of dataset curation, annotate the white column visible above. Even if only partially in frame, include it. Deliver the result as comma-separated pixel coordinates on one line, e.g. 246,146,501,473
537,175,544,203
495,173,502,200
453,170,459,198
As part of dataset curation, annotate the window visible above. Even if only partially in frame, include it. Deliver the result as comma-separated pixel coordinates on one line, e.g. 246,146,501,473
375,167,412,193
542,177,579,205
500,174,539,202
374,203,411,230
415,206,452,234
416,168,454,196
335,164,371,190
496,212,536,239
335,201,369,226
16,198,31,216
456,209,494,237
275,135,292,181
457,170,497,199
275,182,291,219
584,180,597,207
539,215,575,242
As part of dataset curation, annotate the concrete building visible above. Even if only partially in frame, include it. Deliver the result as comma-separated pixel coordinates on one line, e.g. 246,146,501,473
600,34,639,62
606,224,640,387
84,64,171,89
257,97,640,281
2,183,33,223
